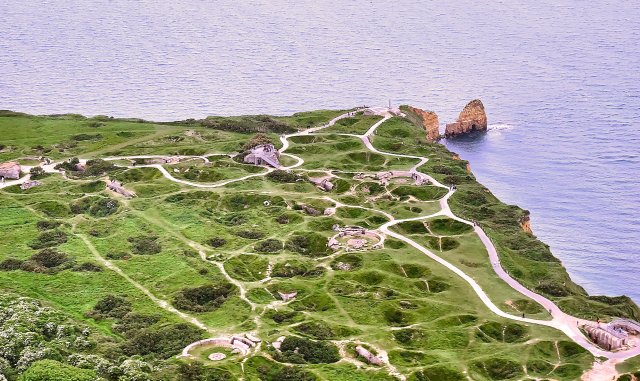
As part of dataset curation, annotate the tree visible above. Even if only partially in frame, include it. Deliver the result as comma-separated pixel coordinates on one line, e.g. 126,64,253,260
29,166,46,179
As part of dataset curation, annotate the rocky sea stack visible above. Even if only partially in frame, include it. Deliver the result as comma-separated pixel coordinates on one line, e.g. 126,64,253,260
445,99,487,138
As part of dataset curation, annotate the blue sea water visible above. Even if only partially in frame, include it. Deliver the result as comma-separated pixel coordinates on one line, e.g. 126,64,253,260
1,1,639,302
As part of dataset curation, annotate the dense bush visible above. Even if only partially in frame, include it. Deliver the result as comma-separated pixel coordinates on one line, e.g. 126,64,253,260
29,166,46,179
272,260,323,278
235,230,265,239
173,283,236,312
72,262,103,272
121,323,204,359
202,115,296,134
254,239,283,253
87,294,132,319
0,257,24,270
29,230,68,249
113,313,161,335
54,157,80,171
128,235,162,255
266,170,303,183
36,220,61,231
277,336,340,364
84,159,116,176
206,237,227,248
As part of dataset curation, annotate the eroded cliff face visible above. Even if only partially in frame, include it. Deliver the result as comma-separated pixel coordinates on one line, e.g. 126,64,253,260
405,106,440,142
520,215,533,234
445,99,488,138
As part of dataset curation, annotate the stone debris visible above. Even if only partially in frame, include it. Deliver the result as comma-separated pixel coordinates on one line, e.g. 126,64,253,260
20,180,41,190
277,291,298,302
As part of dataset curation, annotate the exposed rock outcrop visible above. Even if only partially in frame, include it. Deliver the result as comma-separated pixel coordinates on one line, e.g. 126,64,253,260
404,106,440,142
519,214,533,234
445,99,487,138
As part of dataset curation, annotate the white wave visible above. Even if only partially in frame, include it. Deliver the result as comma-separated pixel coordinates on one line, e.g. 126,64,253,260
488,124,514,131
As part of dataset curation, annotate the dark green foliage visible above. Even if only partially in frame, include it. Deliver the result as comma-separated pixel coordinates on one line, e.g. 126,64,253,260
207,237,227,248
397,221,428,235
29,248,71,269
29,230,68,249
286,232,329,257
173,283,236,312
255,239,283,253
266,309,302,324
393,328,425,346
218,213,247,226
202,115,296,134
72,262,103,272
0,257,24,270
121,323,204,359
409,366,465,381
440,237,460,251
87,294,132,319
277,336,340,364
29,166,46,179
235,230,265,239
526,360,553,375
472,358,523,380
383,306,414,326
84,159,116,176
266,170,303,183
54,157,80,171
36,220,61,231
293,321,359,340
128,235,162,255
71,196,119,217
106,251,131,260
113,313,161,335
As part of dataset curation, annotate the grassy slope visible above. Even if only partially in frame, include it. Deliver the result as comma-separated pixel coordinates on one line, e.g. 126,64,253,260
0,110,635,380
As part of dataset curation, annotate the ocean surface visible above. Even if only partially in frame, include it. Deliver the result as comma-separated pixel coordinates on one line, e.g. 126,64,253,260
1,1,639,302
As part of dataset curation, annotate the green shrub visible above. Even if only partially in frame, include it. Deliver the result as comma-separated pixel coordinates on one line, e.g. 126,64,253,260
72,262,103,272
267,170,303,183
173,283,236,312
255,239,283,253
121,323,204,359
29,230,68,249
277,336,340,364
29,166,46,179
128,235,162,255
0,258,24,270
207,237,227,248
87,294,132,319
235,230,265,239
36,220,61,231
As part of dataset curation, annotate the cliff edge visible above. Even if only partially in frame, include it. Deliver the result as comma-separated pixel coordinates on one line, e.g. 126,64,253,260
402,106,440,142
445,99,487,138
